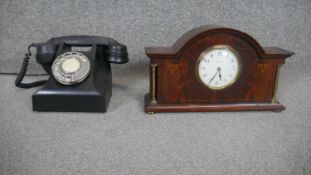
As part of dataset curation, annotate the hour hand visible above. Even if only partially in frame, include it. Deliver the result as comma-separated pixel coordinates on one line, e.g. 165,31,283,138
217,67,222,80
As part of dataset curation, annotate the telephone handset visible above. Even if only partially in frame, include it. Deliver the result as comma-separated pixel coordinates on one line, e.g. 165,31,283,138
15,36,129,112
15,36,128,88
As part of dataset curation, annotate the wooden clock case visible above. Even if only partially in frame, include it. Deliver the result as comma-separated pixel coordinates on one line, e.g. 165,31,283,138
144,25,293,113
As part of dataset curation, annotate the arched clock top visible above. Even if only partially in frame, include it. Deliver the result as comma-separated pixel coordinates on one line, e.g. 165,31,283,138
145,25,293,60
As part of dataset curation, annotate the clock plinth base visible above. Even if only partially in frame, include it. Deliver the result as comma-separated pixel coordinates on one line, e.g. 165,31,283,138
144,94,285,113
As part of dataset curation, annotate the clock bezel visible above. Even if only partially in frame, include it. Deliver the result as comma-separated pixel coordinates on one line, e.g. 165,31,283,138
195,45,241,90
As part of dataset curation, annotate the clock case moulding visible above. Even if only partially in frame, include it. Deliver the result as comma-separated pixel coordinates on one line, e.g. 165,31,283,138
144,25,294,113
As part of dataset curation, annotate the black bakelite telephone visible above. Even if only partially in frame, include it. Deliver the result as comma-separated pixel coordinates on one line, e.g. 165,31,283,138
15,36,128,112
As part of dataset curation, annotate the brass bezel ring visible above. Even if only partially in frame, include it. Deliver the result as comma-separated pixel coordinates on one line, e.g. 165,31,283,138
195,45,241,90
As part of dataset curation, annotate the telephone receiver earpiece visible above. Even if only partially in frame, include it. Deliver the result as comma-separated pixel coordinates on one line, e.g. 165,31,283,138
106,43,129,64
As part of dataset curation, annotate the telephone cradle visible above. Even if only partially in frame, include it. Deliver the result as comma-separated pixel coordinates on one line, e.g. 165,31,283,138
15,36,128,112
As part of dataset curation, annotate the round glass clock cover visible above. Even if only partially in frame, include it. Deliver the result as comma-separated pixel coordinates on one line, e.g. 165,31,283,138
197,45,240,89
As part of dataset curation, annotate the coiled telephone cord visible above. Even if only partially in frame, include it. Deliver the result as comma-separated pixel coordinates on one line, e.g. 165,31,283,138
14,44,47,88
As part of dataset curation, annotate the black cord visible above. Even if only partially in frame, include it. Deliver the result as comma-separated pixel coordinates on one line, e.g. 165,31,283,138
0,72,48,76
15,44,48,88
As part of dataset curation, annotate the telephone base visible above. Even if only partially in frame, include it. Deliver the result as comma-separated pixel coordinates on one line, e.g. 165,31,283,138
32,44,112,112
32,87,111,112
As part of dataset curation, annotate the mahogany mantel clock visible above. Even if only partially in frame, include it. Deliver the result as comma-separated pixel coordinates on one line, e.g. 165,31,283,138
144,25,294,113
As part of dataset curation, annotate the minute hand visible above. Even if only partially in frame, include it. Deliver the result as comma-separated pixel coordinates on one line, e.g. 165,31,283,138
209,68,220,83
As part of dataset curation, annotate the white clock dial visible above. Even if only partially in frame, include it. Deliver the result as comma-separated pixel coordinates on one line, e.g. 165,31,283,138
197,45,240,90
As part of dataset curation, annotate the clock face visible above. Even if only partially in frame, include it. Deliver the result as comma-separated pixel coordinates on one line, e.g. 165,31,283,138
197,45,240,90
